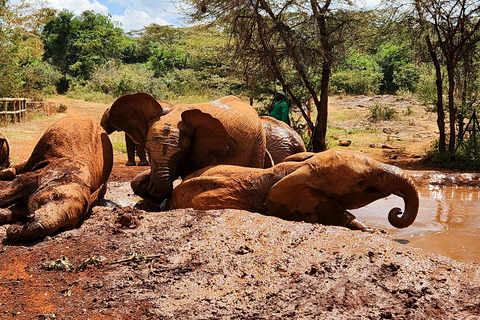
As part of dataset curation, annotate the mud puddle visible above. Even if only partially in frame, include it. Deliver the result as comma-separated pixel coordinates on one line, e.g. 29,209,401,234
352,185,480,263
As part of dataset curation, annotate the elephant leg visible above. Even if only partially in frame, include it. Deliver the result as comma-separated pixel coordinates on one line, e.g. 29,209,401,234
0,168,16,181
125,134,136,166
343,210,383,233
136,144,149,166
0,171,39,208
0,208,12,224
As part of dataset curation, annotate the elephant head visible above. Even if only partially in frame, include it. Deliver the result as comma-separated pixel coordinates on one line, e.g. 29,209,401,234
170,149,419,230
265,149,419,228
108,92,266,201
0,116,113,242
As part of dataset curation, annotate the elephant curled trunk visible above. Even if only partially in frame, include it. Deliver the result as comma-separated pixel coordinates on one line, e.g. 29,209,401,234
384,166,419,228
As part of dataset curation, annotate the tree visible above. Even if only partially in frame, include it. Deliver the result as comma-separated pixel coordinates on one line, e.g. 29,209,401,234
42,10,128,90
412,0,480,152
0,0,55,97
186,0,362,151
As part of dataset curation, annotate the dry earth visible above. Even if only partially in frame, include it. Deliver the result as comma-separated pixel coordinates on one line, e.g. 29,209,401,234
0,95,479,320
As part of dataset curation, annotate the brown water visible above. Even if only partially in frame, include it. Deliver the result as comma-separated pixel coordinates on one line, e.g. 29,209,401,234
352,185,480,263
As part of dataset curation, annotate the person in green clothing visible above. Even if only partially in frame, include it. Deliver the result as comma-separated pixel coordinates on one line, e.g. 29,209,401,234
269,90,290,126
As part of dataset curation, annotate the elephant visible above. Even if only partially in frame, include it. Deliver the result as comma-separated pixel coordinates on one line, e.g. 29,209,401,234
260,115,306,165
100,100,173,167
106,92,267,202
0,116,113,242
168,149,419,232
0,130,10,170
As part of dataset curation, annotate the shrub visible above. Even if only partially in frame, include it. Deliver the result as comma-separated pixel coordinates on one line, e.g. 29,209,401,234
330,53,383,95
368,103,397,121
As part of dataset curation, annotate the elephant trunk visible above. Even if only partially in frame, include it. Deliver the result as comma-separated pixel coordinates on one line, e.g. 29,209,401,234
147,129,185,201
381,163,419,228
148,161,177,201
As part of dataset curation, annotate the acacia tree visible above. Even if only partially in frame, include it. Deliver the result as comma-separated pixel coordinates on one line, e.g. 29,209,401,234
186,0,360,151
410,0,480,152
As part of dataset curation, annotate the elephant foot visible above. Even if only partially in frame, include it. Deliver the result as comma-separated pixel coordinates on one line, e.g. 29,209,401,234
0,208,12,224
125,160,136,166
346,218,385,234
0,168,15,180
137,160,149,166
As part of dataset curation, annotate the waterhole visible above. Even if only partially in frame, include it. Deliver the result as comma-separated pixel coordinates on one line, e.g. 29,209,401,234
352,185,480,263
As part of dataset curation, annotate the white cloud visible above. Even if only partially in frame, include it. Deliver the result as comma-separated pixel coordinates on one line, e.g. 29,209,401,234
112,8,170,32
45,0,109,15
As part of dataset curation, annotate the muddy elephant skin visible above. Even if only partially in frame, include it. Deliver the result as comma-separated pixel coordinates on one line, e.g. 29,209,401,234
0,116,113,242
107,92,266,202
169,149,419,231
100,100,173,167
0,130,10,170
260,116,306,165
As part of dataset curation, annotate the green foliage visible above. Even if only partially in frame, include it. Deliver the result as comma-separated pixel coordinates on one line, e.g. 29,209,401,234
148,47,188,76
375,43,419,94
427,139,480,170
42,10,129,91
21,60,63,98
87,60,164,98
330,53,383,95
368,103,397,121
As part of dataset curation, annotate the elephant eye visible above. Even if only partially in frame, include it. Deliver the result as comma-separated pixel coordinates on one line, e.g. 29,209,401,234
357,179,365,186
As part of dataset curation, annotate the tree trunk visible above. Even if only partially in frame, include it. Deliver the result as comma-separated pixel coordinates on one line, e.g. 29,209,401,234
426,35,446,152
447,65,457,152
312,63,330,152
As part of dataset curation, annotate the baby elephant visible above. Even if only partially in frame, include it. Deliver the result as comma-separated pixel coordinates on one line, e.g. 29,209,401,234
168,149,419,231
0,117,113,242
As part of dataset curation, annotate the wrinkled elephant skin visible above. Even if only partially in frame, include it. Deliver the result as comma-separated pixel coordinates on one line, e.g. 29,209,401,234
107,92,266,202
0,131,14,180
260,116,306,165
169,149,419,231
0,116,113,242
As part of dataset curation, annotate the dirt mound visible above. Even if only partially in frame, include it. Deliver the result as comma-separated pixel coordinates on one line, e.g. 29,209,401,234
0,208,478,319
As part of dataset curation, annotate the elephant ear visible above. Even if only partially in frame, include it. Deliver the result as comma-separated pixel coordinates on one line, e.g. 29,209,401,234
180,109,229,169
108,92,164,148
264,164,331,222
283,152,316,162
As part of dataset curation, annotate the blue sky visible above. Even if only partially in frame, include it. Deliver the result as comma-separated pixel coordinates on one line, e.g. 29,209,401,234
24,0,186,31
12,0,381,32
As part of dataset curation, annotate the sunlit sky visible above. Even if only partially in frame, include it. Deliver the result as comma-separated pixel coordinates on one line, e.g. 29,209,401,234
11,0,382,32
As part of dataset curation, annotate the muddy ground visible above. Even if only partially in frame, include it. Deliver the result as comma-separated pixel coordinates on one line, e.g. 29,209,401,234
0,95,479,319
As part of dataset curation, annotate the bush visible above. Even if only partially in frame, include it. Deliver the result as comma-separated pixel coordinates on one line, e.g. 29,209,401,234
427,139,480,170
88,60,165,98
21,61,63,98
368,103,397,121
330,53,383,95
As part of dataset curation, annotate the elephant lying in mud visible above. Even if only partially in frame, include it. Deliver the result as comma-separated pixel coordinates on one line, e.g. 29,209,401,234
0,116,113,242
106,92,267,202
168,149,419,231
260,116,306,165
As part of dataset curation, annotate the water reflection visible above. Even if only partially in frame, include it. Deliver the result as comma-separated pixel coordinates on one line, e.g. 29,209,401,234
352,186,480,263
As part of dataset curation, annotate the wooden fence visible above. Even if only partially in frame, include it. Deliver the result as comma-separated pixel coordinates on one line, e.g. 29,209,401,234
0,98,28,123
